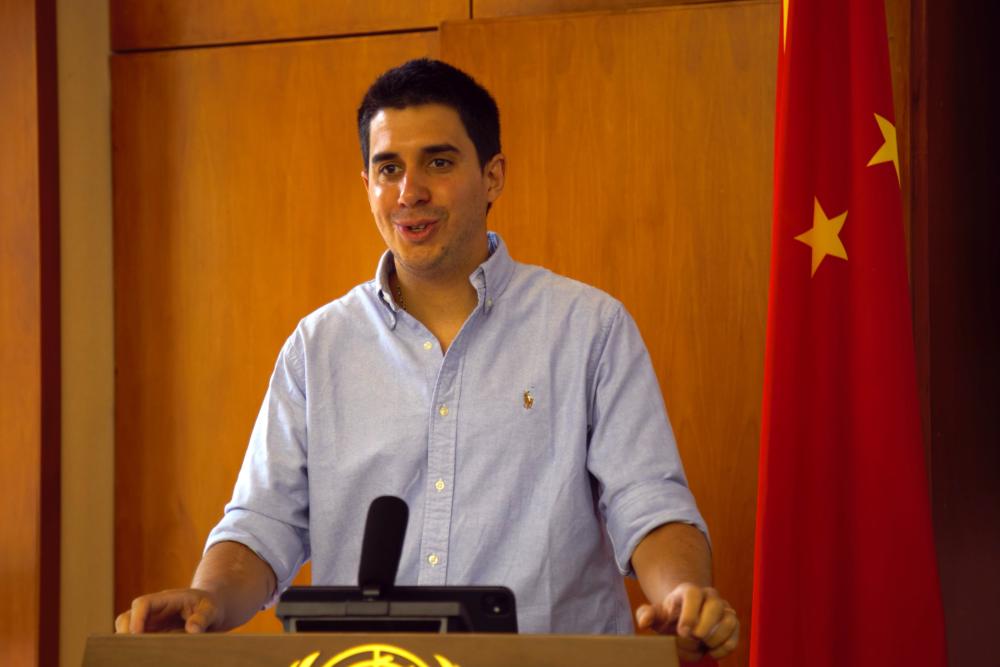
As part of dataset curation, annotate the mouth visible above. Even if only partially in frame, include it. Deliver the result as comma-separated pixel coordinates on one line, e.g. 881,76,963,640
394,219,438,241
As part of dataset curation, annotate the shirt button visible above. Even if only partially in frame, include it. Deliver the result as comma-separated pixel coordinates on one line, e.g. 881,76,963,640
438,404,449,417
486,298,493,308
435,479,445,492
423,341,433,350
428,554,439,566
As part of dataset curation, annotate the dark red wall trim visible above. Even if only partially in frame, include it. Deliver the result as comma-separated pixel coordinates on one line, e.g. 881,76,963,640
35,0,61,665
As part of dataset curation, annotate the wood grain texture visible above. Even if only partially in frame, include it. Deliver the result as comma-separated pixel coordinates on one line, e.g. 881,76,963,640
442,5,777,665
475,0,722,19
57,1,115,666
112,31,437,633
84,633,679,667
0,2,43,664
111,0,467,51
1,0,61,665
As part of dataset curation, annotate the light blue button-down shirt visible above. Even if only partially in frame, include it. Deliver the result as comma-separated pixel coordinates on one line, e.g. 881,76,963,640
207,232,707,634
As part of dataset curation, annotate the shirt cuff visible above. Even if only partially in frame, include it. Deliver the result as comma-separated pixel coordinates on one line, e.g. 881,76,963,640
604,479,710,577
204,507,309,607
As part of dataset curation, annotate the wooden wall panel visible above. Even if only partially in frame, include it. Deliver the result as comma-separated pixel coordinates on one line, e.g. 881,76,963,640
476,0,912,255
0,2,43,663
473,1,913,253
112,31,437,632
1,0,61,665
442,4,777,665
474,0,720,19
111,0,466,51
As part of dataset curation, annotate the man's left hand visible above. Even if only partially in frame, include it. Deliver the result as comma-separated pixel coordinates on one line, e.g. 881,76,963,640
634,583,739,662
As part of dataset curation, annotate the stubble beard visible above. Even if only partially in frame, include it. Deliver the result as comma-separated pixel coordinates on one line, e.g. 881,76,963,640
390,212,488,284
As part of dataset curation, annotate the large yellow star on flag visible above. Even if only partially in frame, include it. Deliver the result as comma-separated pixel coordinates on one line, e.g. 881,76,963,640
795,198,848,276
867,112,900,186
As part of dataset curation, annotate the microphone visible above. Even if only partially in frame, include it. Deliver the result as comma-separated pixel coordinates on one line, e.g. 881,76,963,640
357,495,409,597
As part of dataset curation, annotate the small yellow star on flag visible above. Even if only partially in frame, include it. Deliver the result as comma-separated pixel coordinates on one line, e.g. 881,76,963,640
794,198,848,276
867,112,900,186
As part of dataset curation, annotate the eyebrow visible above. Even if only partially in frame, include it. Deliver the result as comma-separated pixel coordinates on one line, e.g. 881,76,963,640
370,143,462,165
422,143,460,155
370,151,399,164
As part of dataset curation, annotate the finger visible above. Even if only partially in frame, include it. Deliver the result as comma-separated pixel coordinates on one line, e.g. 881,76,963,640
634,603,656,631
663,589,683,624
184,617,206,634
114,611,130,634
129,597,150,634
643,588,688,635
647,589,684,634
708,632,740,660
184,596,216,634
135,591,192,633
185,613,207,634
703,608,739,649
676,635,706,663
645,597,680,634
675,586,707,638
691,592,726,640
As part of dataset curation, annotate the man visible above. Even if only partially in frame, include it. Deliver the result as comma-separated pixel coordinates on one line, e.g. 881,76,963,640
116,59,739,662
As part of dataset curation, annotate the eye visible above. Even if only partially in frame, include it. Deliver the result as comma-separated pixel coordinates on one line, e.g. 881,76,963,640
429,157,453,169
377,163,401,177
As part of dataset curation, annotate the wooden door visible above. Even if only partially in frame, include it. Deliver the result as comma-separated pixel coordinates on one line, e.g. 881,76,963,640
113,31,438,632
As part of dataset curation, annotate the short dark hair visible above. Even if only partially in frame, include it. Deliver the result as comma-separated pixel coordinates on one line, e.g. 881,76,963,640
357,58,501,170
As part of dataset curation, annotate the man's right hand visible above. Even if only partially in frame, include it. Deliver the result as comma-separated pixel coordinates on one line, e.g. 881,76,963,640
114,588,222,634
114,541,276,634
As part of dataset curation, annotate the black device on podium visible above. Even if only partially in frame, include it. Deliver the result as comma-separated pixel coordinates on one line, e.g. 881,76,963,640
275,496,517,633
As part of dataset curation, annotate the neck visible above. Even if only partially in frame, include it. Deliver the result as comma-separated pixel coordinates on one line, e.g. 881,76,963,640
393,264,479,321
392,251,487,353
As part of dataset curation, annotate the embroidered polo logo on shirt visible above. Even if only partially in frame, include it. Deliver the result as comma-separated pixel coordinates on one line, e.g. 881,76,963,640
289,645,457,667
523,390,534,409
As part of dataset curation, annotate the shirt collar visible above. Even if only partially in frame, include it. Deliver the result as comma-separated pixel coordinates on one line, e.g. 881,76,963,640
470,231,514,314
374,231,515,327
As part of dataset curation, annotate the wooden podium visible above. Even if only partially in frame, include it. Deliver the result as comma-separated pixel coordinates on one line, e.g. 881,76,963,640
83,633,679,666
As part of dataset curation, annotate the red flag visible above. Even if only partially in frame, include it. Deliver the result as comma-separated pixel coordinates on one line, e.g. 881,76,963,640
750,1,947,665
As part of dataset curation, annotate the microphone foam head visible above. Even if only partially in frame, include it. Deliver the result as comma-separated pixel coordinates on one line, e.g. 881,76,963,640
357,495,409,591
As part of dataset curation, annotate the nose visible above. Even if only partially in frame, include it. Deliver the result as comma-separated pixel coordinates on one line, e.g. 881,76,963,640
398,171,430,208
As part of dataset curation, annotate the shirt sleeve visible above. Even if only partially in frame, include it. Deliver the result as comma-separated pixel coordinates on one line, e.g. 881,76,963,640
586,303,709,576
204,328,311,604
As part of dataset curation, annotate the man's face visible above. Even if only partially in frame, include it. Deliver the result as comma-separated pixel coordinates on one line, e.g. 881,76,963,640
361,104,504,282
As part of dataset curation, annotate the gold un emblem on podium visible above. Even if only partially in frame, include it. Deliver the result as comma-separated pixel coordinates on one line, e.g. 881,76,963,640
290,643,458,667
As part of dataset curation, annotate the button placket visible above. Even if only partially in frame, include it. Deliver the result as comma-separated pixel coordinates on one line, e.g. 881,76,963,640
417,334,468,586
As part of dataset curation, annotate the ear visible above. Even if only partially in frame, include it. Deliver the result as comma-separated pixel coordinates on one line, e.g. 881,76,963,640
484,153,506,204
360,168,370,191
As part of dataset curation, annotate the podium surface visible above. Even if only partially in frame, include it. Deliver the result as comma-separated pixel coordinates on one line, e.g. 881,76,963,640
84,633,679,667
